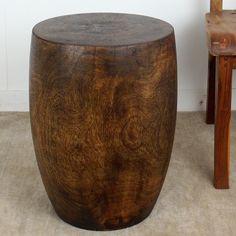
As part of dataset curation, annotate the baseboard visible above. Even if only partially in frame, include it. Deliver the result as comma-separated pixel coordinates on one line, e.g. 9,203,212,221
0,89,236,112
178,88,236,111
177,89,207,111
0,90,29,111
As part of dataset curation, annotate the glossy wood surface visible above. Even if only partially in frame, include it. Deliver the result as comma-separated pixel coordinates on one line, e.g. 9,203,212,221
206,10,236,56
210,0,223,12
214,56,233,189
30,13,177,230
206,2,236,189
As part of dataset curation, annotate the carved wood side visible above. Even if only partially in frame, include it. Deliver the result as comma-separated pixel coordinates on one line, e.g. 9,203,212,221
30,32,177,230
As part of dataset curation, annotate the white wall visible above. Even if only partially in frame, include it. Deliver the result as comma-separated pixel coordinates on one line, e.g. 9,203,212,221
1,0,236,111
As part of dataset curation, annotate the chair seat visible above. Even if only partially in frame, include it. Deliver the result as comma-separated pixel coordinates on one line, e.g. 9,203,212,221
206,10,236,56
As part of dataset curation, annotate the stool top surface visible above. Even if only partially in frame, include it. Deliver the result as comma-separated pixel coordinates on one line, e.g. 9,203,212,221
33,13,173,47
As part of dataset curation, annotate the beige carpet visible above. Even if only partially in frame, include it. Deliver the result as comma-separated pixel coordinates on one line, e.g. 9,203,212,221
0,112,236,236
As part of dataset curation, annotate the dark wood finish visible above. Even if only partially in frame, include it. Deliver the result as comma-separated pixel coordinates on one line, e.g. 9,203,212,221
206,2,236,189
206,53,216,124
33,13,173,46
30,13,177,230
214,56,233,189
232,58,236,69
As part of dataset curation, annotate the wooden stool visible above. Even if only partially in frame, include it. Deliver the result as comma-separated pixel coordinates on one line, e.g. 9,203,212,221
206,0,236,189
30,13,177,230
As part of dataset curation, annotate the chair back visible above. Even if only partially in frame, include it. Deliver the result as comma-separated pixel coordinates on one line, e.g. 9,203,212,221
211,0,223,12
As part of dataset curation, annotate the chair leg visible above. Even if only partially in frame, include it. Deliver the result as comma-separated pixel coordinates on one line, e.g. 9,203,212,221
206,53,216,124
214,56,232,189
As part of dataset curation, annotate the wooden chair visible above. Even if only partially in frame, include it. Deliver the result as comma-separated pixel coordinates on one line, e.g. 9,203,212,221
206,0,236,189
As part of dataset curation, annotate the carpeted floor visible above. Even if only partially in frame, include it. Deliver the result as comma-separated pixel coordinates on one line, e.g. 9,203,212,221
0,112,236,236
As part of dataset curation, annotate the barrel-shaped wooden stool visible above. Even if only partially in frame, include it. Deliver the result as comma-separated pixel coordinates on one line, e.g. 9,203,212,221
30,13,177,231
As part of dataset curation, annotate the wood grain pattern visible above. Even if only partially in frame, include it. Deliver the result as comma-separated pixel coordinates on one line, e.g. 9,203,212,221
211,0,223,12
32,13,173,47
206,1,236,189
206,10,236,56
30,13,177,230
214,56,233,189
